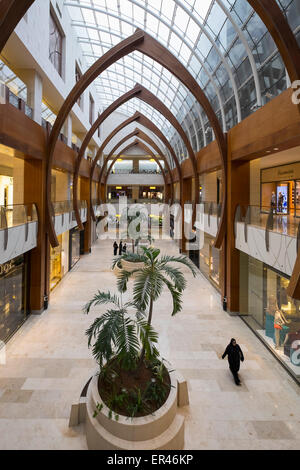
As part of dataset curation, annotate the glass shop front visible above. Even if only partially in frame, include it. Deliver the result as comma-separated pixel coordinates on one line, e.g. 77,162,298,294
50,232,69,291
197,232,222,291
69,227,80,270
240,252,300,382
261,162,300,216
0,255,28,342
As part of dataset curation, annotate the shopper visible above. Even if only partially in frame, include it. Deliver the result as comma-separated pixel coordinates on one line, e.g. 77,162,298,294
271,191,276,213
222,338,244,386
113,241,118,256
122,243,127,253
118,240,123,255
278,191,284,213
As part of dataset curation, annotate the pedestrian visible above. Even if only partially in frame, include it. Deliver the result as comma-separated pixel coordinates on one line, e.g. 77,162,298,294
122,242,127,253
118,240,123,255
271,191,276,213
278,191,284,213
222,338,244,386
113,241,118,256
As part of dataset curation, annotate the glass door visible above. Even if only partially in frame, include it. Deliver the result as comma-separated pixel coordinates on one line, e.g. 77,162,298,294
0,256,27,342
296,181,300,217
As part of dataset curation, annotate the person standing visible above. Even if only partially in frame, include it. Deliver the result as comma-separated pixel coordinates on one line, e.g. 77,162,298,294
122,242,127,253
222,338,244,386
113,241,118,256
271,191,276,213
278,191,284,213
118,240,123,255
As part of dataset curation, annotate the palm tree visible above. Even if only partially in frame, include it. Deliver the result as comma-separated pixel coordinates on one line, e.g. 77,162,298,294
113,246,197,365
84,291,159,370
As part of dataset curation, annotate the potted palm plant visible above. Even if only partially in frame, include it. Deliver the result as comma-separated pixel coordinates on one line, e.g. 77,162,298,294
84,246,197,450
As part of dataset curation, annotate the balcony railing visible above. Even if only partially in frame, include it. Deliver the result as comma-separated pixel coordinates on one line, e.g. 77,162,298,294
0,204,38,230
234,205,300,254
3,85,33,120
52,200,87,216
111,169,162,174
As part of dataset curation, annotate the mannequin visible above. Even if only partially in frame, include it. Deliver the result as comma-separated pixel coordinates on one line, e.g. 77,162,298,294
274,308,290,349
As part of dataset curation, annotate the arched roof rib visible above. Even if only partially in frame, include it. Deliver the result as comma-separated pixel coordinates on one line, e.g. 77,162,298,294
65,0,300,156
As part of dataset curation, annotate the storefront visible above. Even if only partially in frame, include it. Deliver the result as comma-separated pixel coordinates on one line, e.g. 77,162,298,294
139,186,164,201
240,252,300,382
261,162,300,216
50,231,69,291
107,186,132,200
0,255,29,342
69,227,80,270
199,233,222,291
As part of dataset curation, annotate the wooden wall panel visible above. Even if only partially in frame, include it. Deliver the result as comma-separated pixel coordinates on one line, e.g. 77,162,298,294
230,89,300,161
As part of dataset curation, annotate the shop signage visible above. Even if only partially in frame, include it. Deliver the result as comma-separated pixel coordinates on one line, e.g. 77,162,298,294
262,162,300,183
0,260,13,276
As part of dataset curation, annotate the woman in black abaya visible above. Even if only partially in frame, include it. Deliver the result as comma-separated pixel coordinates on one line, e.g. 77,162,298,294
222,338,244,385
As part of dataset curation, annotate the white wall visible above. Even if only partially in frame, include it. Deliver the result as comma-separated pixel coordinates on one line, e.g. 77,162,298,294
3,0,101,145
107,174,164,186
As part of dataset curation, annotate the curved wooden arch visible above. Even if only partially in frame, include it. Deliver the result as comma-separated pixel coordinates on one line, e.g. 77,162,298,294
247,0,300,83
95,111,181,202
98,129,173,196
104,140,168,197
75,85,184,229
0,0,34,52
91,84,188,187
46,30,225,247
92,129,172,217
94,112,180,209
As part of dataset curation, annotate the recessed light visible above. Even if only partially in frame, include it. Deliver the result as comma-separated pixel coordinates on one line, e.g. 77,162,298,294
274,148,279,151
266,150,271,153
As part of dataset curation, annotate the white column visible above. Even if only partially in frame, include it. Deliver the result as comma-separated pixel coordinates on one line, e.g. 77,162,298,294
18,69,43,125
66,114,73,147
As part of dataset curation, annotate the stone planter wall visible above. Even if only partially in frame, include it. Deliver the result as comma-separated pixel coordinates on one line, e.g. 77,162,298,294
85,365,185,450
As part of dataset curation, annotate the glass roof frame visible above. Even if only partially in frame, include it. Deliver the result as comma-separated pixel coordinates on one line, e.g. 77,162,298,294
64,0,232,131
83,50,202,148
64,0,299,160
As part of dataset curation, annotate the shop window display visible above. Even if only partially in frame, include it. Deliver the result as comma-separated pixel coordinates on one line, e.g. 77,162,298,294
240,253,300,380
69,227,80,270
199,233,221,291
50,232,69,291
0,255,28,342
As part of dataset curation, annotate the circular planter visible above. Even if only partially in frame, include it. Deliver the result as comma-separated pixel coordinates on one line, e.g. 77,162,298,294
112,261,123,278
85,364,184,450
121,259,145,275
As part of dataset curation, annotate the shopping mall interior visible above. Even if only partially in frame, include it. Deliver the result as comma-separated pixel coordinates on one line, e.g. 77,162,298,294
0,0,300,451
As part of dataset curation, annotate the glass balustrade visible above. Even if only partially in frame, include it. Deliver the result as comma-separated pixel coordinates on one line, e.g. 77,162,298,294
0,204,38,230
234,205,300,238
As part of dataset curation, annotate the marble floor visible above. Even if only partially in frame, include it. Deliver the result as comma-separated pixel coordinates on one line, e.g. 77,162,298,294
0,237,300,450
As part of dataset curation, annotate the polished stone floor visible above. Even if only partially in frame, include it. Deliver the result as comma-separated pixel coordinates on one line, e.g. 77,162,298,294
0,237,300,450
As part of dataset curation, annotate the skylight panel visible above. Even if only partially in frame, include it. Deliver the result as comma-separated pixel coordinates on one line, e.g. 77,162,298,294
108,16,120,32
106,0,118,13
146,13,159,35
174,6,190,32
192,0,212,20
158,21,170,45
133,4,145,26
82,9,95,25
160,0,175,20
95,12,109,28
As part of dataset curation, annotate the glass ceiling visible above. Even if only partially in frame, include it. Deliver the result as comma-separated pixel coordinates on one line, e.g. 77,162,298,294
64,0,300,167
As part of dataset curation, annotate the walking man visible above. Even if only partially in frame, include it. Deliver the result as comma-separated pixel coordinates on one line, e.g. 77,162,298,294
222,338,244,386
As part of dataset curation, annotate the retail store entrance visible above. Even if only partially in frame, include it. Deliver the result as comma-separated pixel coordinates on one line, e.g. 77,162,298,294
261,162,300,216
0,255,29,342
